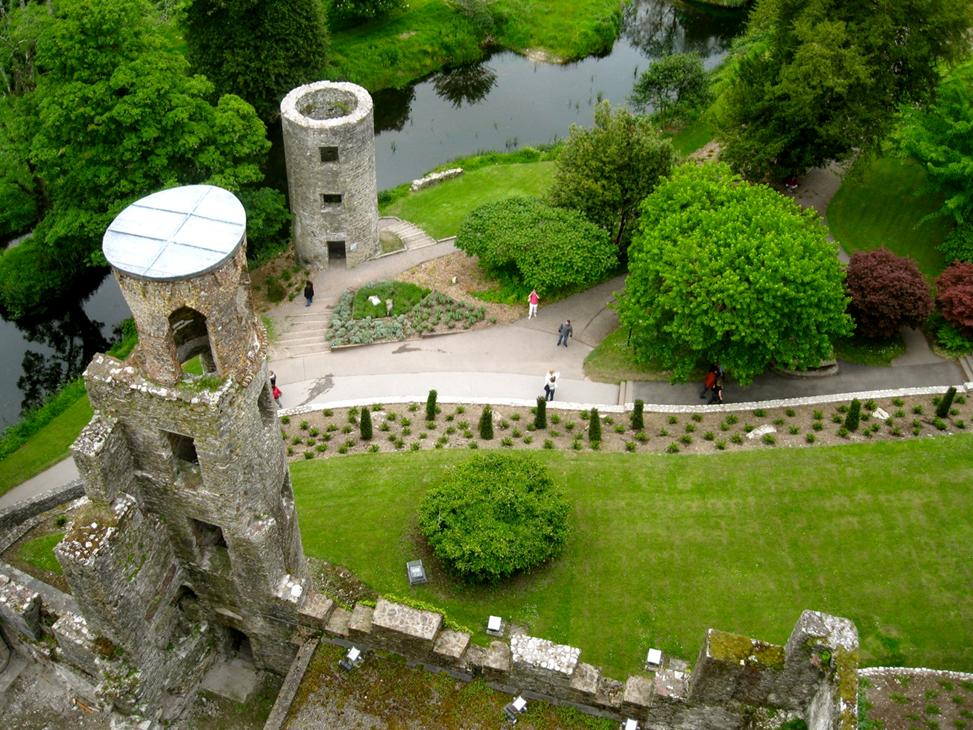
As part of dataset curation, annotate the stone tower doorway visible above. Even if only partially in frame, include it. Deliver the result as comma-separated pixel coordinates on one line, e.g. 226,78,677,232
327,240,346,267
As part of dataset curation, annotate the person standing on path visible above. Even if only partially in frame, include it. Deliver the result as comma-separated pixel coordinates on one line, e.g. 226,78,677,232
543,369,559,401
304,280,314,307
528,289,540,319
709,380,724,405
556,319,573,347
700,364,718,398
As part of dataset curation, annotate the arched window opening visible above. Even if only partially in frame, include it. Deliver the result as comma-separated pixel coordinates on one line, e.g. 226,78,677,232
169,307,217,375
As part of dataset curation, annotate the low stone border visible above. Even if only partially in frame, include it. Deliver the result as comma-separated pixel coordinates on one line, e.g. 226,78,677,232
0,479,84,539
410,168,462,192
263,636,319,730
280,383,968,419
859,666,973,681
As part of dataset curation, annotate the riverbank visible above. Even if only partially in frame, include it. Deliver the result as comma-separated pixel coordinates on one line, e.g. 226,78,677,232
326,0,623,91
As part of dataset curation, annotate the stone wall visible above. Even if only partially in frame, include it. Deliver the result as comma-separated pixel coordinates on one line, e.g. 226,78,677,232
289,594,858,729
281,81,379,269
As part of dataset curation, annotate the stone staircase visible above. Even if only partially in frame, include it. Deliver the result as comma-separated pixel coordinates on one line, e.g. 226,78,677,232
274,307,332,358
379,216,438,251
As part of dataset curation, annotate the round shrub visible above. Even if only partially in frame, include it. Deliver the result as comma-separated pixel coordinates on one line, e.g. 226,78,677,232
418,454,569,583
455,196,617,295
936,261,973,333
845,248,932,339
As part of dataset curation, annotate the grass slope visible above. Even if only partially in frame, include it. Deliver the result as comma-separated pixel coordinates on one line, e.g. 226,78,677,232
0,397,92,497
828,155,952,278
292,438,973,677
381,160,555,239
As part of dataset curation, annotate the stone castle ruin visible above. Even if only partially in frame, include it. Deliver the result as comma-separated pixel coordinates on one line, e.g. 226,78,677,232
0,185,859,728
281,81,380,270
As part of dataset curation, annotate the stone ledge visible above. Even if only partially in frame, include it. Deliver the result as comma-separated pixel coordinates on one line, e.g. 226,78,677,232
432,629,470,663
372,598,442,642
324,606,352,638
297,591,334,630
348,603,374,641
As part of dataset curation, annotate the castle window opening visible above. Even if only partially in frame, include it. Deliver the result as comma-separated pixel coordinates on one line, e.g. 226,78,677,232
319,146,339,163
168,306,217,374
321,193,343,206
165,431,199,465
189,517,227,551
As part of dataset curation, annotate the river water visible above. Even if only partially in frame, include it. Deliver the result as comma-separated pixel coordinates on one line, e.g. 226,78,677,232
0,0,747,429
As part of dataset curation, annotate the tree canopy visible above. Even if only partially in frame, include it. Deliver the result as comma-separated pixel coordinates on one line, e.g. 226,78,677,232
629,52,711,125
548,101,675,256
896,58,973,262
455,196,617,295
0,0,286,318
183,0,328,121
713,0,973,180
616,163,852,383
845,249,932,340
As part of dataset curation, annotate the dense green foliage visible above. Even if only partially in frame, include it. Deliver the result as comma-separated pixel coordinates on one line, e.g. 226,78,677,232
0,0,286,318
713,0,973,179
588,408,601,444
940,225,973,265
617,163,852,383
534,397,547,430
456,196,616,295
936,262,973,332
895,60,973,232
418,453,569,583
936,387,957,420
331,0,405,28
845,249,932,340
631,399,644,431
426,390,438,422
479,405,494,440
844,399,861,432
360,406,373,440
630,52,711,125
548,101,675,254
183,0,328,121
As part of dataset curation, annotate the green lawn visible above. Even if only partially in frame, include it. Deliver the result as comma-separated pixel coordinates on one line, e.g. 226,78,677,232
828,155,953,278
292,439,973,678
0,397,92,497
327,0,622,91
833,334,906,366
15,531,65,575
381,160,555,239
582,327,678,383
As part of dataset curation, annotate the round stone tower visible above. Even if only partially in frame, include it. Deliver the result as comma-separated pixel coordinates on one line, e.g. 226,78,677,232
280,81,379,269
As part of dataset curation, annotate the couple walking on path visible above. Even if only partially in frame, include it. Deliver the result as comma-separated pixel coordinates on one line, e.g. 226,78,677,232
701,364,725,404
527,288,573,348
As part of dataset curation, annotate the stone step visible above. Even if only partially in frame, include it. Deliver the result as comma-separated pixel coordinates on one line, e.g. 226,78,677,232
280,343,331,357
276,333,326,346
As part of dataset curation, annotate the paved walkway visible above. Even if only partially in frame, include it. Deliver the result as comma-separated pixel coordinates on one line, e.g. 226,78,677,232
4,162,969,504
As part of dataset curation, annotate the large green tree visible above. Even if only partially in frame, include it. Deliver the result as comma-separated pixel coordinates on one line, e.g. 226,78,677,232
629,51,711,125
896,59,973,261
548,101,675,257
0,0,286,319
713,0,973,180
617,163,852,383
183,0,328,121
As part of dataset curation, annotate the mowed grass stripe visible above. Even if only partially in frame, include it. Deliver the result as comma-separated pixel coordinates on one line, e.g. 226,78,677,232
291,437,973,677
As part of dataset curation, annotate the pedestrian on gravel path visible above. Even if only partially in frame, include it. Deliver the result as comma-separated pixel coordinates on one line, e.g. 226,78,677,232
709,380,724,405
304,281,314,307
543,369,559,401
700,364,719,398
556,319,573,347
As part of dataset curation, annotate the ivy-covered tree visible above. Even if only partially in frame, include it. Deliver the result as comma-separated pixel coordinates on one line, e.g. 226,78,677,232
183,0,328,121
936,262,973,333
0,0,287,318
455,196,616,294
845,249,932,340
548,101,674,256
616,163,852,383
629,52,711,125
713,0,973,180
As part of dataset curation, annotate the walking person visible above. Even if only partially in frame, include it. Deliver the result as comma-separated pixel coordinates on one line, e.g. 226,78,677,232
543,369,559,401
709,380,724,405
304,280,314,307
272,383,282,407
556,319,573,347
527,289,540,319
700,364,719,398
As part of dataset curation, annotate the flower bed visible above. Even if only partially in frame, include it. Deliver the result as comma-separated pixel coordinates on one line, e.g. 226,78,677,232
327,282,486,347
